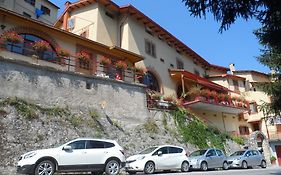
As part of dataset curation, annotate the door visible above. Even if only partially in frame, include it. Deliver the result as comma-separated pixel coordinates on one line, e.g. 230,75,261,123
215,149,225,167
58,140,88,171
276,145,281,166
85,140,108,170
167,147,184,169
205,149,218,168
152,147,170,170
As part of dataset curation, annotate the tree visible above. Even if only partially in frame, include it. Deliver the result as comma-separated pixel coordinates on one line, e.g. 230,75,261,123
182,0,281,115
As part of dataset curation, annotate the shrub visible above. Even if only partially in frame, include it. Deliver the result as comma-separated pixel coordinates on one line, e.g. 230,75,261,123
270,156,277,161
144,117,158,133
231,135,245,145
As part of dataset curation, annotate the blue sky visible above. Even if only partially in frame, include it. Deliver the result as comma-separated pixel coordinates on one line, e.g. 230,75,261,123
51,0,269,73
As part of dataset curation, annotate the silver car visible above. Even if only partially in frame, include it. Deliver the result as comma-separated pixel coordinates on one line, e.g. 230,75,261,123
188,149,228,171
227,150,267,169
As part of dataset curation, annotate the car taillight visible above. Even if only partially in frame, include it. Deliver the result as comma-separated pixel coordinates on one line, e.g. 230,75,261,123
120,150,125,155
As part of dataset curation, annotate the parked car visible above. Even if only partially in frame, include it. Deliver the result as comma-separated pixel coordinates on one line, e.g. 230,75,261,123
188,148,228,171
125,145,190,174
227,150,267,169
17,138,125,175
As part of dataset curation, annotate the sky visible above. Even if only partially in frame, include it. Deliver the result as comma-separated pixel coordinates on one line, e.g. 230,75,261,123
51,0,269,73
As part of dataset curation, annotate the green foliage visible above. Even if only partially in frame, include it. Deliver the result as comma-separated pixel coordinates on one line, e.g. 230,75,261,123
0,97,69,119
89,110,100,119
231,135,245,145
68,115,82,127
0,108,7,116
172,107,243,151
144,117,158,133
270,156,277,161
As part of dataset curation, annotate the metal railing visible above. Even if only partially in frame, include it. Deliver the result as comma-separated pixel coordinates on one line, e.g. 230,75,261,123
4,42,143,84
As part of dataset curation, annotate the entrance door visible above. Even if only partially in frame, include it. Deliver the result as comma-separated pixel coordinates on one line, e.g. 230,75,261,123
275,145,281,166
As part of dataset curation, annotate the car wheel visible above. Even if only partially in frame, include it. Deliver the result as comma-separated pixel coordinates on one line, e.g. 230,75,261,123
200,161,208,171
242,161,248,169
144,161,155,174
34,160,55,175
181,161,189,172
223,161,228,170
105,159,120,175
261,160,267,168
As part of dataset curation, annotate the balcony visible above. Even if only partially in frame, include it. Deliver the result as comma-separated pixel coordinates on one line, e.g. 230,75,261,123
0,42,144,85
268,132,281,141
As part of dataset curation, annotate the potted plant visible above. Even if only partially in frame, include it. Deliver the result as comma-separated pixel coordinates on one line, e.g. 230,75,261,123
33,40,50,52
270,156,277,164
187,86,201,101
100,56,112,66
56,47,70,65
200,89,210,100
217,93,225,103
133,66,146,83
1,31,23,44
115,60,127,70
224,94,231,105
76,51,90,60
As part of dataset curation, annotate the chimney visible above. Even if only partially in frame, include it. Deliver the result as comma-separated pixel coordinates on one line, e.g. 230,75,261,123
63,1,71,30
229,63,235,74
65,1,71,7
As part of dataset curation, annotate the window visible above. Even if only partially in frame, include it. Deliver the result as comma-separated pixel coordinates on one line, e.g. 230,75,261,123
67,140,86,150
194,69,200,76
145,27,153,36
206,149,216,156
233,80,239,91
245,151,252,157
79,59,90,70
249,102,258,113
239,126,250,135
86,140,105,149
145,39,156,57
23,12,31,18
24,0,35,6
216,150,223,156
176,59,184,69
142,72,160,92
6,34,57,62
153,147,168,155
252,150,258,155
104,142,115,148
169,147,183,154
41,5,50,15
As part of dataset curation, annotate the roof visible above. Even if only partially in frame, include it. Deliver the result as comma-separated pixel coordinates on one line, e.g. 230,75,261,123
233,70,269,77
45,0,60,9
208,74,246,80
0,7,143,63
54,0,230,69
209,64,230,71
169,69,230,92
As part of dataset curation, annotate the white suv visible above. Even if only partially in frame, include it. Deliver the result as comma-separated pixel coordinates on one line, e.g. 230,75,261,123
17,138,125,175
125,145,189,174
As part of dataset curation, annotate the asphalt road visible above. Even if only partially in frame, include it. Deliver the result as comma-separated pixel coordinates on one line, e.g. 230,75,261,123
133,166,281,175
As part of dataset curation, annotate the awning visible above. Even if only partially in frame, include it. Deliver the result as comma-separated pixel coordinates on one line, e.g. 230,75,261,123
170,69,230,92
184,100,249,114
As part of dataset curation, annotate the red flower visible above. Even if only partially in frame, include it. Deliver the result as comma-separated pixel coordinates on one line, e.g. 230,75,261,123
100,56,112,65
33,40,50,51
56,47,70,57
1,31,23,44
76,51,90,60
115,60,127,70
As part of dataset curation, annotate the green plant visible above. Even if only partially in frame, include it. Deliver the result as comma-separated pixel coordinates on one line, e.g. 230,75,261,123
115,60,128,70
1,31,23,44
144,117,158,133
33,40,50,52
0,108,7,116
231,135,245,145
270,156,277,161
69,115,82,127
89,110,100,119
76,51,90,60
100,56,112,65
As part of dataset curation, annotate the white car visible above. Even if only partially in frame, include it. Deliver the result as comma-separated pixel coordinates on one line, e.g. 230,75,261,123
125,145,189,174
17,138,125,175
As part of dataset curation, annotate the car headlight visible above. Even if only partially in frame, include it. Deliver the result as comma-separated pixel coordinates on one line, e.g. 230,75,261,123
137,156,145,160
24,152,37,159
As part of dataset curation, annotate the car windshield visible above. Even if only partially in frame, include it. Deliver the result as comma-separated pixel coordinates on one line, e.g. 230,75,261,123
230,151,246,156
189,150,207,157
139,147,158,154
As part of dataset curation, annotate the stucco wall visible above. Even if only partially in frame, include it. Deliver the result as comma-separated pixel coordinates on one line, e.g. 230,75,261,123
0,58,149,125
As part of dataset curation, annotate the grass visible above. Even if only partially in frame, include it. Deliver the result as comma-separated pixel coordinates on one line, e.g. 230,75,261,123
144,117,158,133
68,115,82,127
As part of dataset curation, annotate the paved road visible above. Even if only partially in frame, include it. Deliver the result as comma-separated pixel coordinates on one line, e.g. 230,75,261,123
133,166,281,175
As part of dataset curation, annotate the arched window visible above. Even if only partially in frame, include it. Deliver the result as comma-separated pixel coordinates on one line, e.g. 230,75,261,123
6,34,57,62
142,71,160,92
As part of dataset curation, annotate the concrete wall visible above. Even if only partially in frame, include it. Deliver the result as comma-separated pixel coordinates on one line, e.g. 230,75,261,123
0,58,148,125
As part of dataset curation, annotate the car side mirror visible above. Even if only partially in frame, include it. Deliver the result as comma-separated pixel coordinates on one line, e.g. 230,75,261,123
63,145,72,151
157,151,163,156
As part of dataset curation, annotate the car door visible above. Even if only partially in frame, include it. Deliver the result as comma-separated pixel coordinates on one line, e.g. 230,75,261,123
85,140,108,170
167,147,184,169
251,150,261,166
58,140,88,171
205,149,217,168
151,146,170,170
215,149,225,167
245,150,254,166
